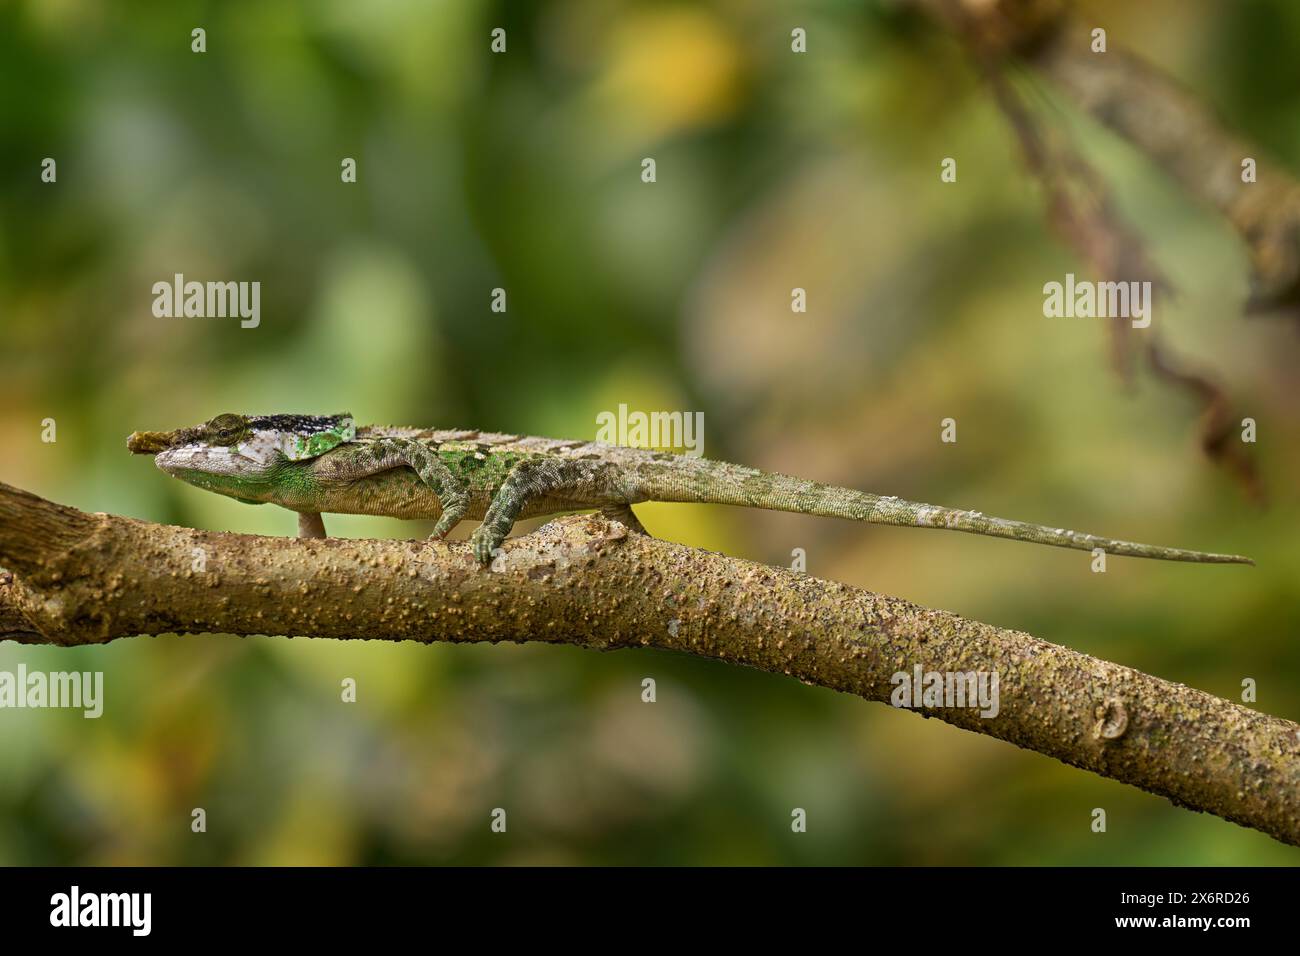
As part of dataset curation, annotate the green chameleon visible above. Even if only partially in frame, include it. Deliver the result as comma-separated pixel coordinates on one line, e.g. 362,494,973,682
127,412,1253,568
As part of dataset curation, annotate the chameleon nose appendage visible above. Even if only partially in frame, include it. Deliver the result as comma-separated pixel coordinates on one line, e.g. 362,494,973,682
126,430,175,454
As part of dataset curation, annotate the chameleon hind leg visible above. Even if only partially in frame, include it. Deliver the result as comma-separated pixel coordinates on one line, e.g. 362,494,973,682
470,458,622,565
298,512,327,538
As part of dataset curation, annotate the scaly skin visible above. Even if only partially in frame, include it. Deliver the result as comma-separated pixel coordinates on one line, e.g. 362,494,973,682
127,413,1255,567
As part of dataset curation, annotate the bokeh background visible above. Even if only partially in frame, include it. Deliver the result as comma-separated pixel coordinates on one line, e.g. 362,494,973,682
1,0,1298,865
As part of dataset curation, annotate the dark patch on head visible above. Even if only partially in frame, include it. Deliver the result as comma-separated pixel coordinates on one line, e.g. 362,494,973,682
247,413,351,432
130,412,355,456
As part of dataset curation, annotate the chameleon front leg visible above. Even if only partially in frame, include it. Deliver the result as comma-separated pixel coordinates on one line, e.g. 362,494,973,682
394,440,471,540
298,512,327,538
317,438,470,540
377,438,473,540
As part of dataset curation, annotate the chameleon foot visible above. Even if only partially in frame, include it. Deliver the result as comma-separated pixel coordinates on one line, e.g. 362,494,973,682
469,526,503,566
600,503,647,535
429,493,468,540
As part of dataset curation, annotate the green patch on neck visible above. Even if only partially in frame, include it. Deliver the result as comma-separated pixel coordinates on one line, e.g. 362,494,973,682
286,418,356,460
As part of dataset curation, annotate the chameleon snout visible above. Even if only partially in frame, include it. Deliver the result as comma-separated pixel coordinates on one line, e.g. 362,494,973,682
126,430,177,454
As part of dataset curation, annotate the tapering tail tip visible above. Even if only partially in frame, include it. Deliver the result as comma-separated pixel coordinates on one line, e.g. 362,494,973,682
1182,550,1253,565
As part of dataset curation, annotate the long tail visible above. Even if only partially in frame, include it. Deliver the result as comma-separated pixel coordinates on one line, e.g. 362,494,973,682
628,459,1253,565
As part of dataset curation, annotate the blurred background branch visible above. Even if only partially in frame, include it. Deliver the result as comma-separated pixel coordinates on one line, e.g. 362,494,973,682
919,0,1300,310
919,0,1288,500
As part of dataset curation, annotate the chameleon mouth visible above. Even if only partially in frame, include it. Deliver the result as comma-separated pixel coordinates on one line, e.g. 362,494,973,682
152,442,267,480
127,430,176,454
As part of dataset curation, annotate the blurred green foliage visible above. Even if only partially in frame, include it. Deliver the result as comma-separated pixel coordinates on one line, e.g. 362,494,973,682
1,0,1297,864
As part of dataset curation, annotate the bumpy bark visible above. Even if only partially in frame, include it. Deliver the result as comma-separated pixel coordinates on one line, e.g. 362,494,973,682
1,480,1297,846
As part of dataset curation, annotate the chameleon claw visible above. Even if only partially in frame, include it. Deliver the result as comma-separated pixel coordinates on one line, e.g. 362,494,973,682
429,498,467,540
469,528,500,566
600,503,647,535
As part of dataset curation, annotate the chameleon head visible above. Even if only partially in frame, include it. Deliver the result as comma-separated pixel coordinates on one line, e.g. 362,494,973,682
127,412,355,502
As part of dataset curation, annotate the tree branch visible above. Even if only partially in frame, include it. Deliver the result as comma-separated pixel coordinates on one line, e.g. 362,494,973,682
1,480,1297,846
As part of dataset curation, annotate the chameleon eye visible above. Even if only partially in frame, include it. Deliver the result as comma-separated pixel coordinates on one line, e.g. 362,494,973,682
207,414,245,445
